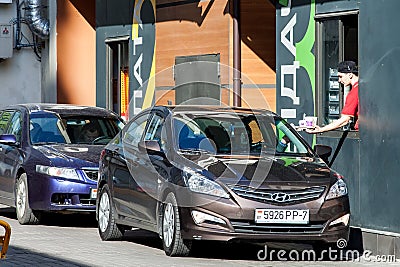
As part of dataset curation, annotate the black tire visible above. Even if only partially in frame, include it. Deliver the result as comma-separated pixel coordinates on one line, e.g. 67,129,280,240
15,173,41,225
162,192,191,257
97,184,124,240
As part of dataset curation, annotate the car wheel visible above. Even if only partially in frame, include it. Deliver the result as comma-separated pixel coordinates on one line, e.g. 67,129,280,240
162,192,191,257
15,173,41,225
97,184,124,240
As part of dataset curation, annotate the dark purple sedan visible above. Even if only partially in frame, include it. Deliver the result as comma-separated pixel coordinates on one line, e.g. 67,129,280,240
0,104,124,224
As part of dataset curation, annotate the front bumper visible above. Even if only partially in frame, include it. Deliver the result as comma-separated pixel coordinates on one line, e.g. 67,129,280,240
177,193,350,244
27,172,97,212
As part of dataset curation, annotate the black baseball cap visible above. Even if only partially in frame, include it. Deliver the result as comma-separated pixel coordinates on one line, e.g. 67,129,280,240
338,61,358,73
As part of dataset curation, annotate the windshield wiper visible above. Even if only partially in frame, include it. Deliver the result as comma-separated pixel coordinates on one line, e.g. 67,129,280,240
179,148,214,154
33,142,61,146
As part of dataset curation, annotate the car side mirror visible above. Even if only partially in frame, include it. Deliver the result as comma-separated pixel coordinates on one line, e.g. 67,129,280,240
138,140,161,153
314,144,332,164
0,134,17,146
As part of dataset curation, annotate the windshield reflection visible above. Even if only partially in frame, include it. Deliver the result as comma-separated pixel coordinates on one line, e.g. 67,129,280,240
30,111,122,145
173,113,311,156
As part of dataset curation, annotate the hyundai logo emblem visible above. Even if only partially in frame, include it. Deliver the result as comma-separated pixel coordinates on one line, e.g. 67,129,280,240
271,192,290,202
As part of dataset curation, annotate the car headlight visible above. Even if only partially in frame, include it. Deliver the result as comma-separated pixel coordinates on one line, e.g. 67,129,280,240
184,167,229,199
326,178,348,200
36,165,80,180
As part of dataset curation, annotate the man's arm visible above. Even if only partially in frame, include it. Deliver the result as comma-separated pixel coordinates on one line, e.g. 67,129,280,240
306,114,352,134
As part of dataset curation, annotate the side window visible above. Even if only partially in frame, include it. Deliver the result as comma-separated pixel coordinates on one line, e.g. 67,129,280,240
144,114,165,150
275,119,308,154
0,111,15,135
247,119,263,144
7,111,22,142
123,114,150,146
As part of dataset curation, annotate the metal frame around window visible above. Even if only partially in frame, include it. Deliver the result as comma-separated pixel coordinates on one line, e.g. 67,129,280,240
315,11,359,139
105,36,130,115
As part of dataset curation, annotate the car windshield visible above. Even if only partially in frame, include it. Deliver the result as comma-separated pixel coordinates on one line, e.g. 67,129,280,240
30,111,123,145
173,112,311,156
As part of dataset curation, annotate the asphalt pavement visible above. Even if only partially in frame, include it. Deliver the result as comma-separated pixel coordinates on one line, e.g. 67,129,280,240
0,205,399,267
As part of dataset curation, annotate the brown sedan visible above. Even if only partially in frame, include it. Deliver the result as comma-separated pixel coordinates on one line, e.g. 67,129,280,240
96,105,350,257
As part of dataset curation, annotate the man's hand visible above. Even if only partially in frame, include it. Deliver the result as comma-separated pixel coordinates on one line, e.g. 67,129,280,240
306,115,353,134
306,125,321,134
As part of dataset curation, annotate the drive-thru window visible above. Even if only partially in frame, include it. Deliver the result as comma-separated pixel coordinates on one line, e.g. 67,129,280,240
315,12,358,135
105,38,130,121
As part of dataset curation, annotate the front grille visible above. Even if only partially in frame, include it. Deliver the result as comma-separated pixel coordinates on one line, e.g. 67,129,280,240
230,220,325,234
51,193,96,206
83,169,99,181
227,184,326,204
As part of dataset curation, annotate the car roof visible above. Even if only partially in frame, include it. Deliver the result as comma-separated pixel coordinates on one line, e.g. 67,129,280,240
4,103,120,118
161,105,277,117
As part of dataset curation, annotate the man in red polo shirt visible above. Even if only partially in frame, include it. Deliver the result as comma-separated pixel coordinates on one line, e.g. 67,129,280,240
307,61,359,133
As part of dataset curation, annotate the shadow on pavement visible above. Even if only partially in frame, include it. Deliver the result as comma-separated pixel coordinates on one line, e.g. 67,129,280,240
0,205,364,262
123,228,163,250
121,229,365,262
0,207,17,220
40,213,97,228
3,245,92,267
191,240,264,260
0,206,97,228
109,227,365,261
122,228,263,261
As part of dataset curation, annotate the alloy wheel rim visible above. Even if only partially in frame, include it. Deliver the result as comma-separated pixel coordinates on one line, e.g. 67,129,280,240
16,180,26,218
99,192,110,232
163,203,174,247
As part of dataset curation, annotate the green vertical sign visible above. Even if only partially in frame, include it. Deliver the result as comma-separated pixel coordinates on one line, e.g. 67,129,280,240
279,0,289,7
276,0,316,145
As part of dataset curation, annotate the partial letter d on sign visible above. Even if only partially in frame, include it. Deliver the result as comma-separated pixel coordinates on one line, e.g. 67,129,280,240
281,61,300,105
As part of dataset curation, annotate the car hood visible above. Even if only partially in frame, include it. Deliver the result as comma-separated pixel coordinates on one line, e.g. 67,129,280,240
34,144,104,167
181,152,332,185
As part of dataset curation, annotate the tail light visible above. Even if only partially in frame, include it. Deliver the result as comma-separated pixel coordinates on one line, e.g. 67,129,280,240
100,149,106,161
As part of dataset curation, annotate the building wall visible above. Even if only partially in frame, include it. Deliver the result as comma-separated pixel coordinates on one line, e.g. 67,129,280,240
156,0,230,76
314,0,400,237
155,0,276,111
0,2,42,107
239,0,276,111
357,1,400,256
57,0,96,106
0,0,94,107
155,0,231,105
276,0,400,256
96,0,276,114
95,0,132,110
358,0,400,234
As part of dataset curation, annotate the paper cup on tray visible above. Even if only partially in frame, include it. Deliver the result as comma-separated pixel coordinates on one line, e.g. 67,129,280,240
304,116,317,127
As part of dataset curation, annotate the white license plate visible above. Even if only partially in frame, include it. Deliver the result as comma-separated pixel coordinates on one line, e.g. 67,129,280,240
90,188,98,199
255,209,309,224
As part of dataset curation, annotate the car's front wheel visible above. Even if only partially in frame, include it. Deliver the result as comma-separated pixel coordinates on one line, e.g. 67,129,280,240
15,173,41,225
97,184,124,240
162,192,191,256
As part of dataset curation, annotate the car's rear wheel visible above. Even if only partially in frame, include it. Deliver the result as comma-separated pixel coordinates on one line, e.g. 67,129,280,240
162,192,191,256
98,184,124,240
15,173,41,225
